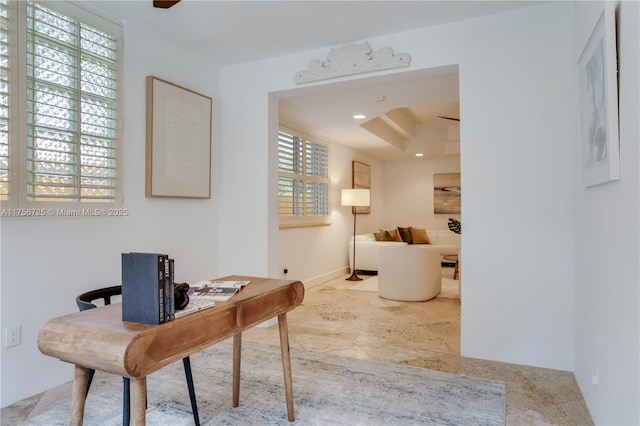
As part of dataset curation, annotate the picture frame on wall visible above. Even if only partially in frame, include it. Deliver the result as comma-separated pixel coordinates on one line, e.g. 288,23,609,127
434,173,461,214
577,2,619,188
352,161,371,214
146,76,213,198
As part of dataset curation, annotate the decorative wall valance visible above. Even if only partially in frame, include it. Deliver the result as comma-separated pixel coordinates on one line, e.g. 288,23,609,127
294,42,410,84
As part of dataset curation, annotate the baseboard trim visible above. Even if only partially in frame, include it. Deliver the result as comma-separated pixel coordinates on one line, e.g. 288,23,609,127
303,267,350,289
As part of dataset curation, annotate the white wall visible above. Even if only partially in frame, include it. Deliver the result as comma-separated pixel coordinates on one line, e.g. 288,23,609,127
456,3,576,371
572,2,640,424
384,156,461,230
0,22,220,406
216,67,275,277
219,1,576,372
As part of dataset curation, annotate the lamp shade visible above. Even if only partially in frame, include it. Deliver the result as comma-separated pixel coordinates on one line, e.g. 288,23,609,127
341,188,370,207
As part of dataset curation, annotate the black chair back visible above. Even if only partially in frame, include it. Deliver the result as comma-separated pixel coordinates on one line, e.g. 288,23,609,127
76,285,122,311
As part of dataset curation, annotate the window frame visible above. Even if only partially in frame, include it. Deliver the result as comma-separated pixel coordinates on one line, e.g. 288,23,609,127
0,0,10,201
278,125,331,229
2,0,124,217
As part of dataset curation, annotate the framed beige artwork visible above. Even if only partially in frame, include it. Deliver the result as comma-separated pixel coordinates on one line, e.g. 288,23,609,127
146,76,212,198
352,161,371,214
434,173,461,214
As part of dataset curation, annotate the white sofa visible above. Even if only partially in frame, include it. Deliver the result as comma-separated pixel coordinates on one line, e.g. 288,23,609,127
349,229,460,272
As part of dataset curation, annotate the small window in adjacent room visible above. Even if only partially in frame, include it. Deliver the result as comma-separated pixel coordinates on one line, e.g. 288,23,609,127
278,127,330,228
1,0,123,215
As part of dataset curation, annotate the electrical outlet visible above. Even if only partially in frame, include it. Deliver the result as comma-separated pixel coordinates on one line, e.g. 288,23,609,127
5,325,21,348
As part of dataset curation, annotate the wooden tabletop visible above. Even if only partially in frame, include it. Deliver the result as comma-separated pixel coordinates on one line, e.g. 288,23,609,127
38,276,304,378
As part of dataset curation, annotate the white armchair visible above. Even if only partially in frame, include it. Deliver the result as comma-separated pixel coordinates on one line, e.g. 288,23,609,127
378,245,442,301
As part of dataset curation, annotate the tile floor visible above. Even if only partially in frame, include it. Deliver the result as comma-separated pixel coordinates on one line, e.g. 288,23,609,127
1,268,593,425
242,268,593,426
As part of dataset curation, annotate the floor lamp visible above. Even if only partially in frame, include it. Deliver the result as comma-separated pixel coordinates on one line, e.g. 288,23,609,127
342,188,370,281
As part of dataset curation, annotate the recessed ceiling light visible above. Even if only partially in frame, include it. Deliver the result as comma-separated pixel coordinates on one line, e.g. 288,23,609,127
415,153,424,157
353,114,366,120
376,96,386,102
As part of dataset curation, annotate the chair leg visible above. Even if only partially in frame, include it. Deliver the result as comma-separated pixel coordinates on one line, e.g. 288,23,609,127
122,360,197,426
182,357,200,426
85,369,96,397
123,377,130,426
86,370,132,425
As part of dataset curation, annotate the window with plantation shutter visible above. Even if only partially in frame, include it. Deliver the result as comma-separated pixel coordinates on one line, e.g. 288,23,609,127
26,1,118,202
2,0,123,215
278,127,330,228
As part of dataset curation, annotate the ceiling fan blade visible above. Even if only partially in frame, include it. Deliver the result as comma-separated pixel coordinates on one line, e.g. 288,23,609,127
153,0,181,9
437,116,460,122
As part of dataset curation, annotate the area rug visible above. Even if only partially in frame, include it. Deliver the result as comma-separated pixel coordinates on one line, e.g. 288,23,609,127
349,275,460,299
348,275,379,292
21,340,505,425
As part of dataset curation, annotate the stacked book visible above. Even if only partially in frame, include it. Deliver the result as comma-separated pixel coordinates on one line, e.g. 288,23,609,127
121,252,215,324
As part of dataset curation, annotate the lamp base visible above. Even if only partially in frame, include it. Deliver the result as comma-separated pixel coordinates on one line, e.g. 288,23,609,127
345,270,363,281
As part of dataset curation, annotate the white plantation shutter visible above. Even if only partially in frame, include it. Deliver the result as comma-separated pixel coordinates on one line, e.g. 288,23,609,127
304,140,329,216
278,128,330,227
25,1,119,202
1,0,122,212
278,131,303,216
0,0,8,200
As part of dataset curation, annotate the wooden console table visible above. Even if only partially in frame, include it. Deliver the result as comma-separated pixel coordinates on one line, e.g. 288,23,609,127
38,276,304,425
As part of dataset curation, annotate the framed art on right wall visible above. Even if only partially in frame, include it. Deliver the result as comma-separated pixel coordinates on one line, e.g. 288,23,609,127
577,2,619,187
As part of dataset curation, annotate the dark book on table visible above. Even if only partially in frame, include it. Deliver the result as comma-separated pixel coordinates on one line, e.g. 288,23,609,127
162,255,173,321
168,258,175,320
122,252,166,325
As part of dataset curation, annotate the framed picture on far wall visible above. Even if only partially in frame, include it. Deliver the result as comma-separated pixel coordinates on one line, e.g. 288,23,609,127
352,161,371,214
434,173,461,214
577,2,619,188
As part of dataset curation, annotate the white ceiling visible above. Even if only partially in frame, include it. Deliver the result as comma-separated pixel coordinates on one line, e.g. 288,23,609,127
91,0,542,160
279,66,461,160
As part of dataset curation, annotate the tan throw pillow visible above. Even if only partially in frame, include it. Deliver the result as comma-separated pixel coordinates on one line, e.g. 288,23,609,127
410,227,430,244
397,226,413,244
373,231,394,241
384,228,403,242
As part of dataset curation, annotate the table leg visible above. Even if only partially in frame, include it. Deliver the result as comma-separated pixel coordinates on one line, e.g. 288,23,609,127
70,365,88,426
129,377,147,426
278,313,295,422
233,333,242,407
